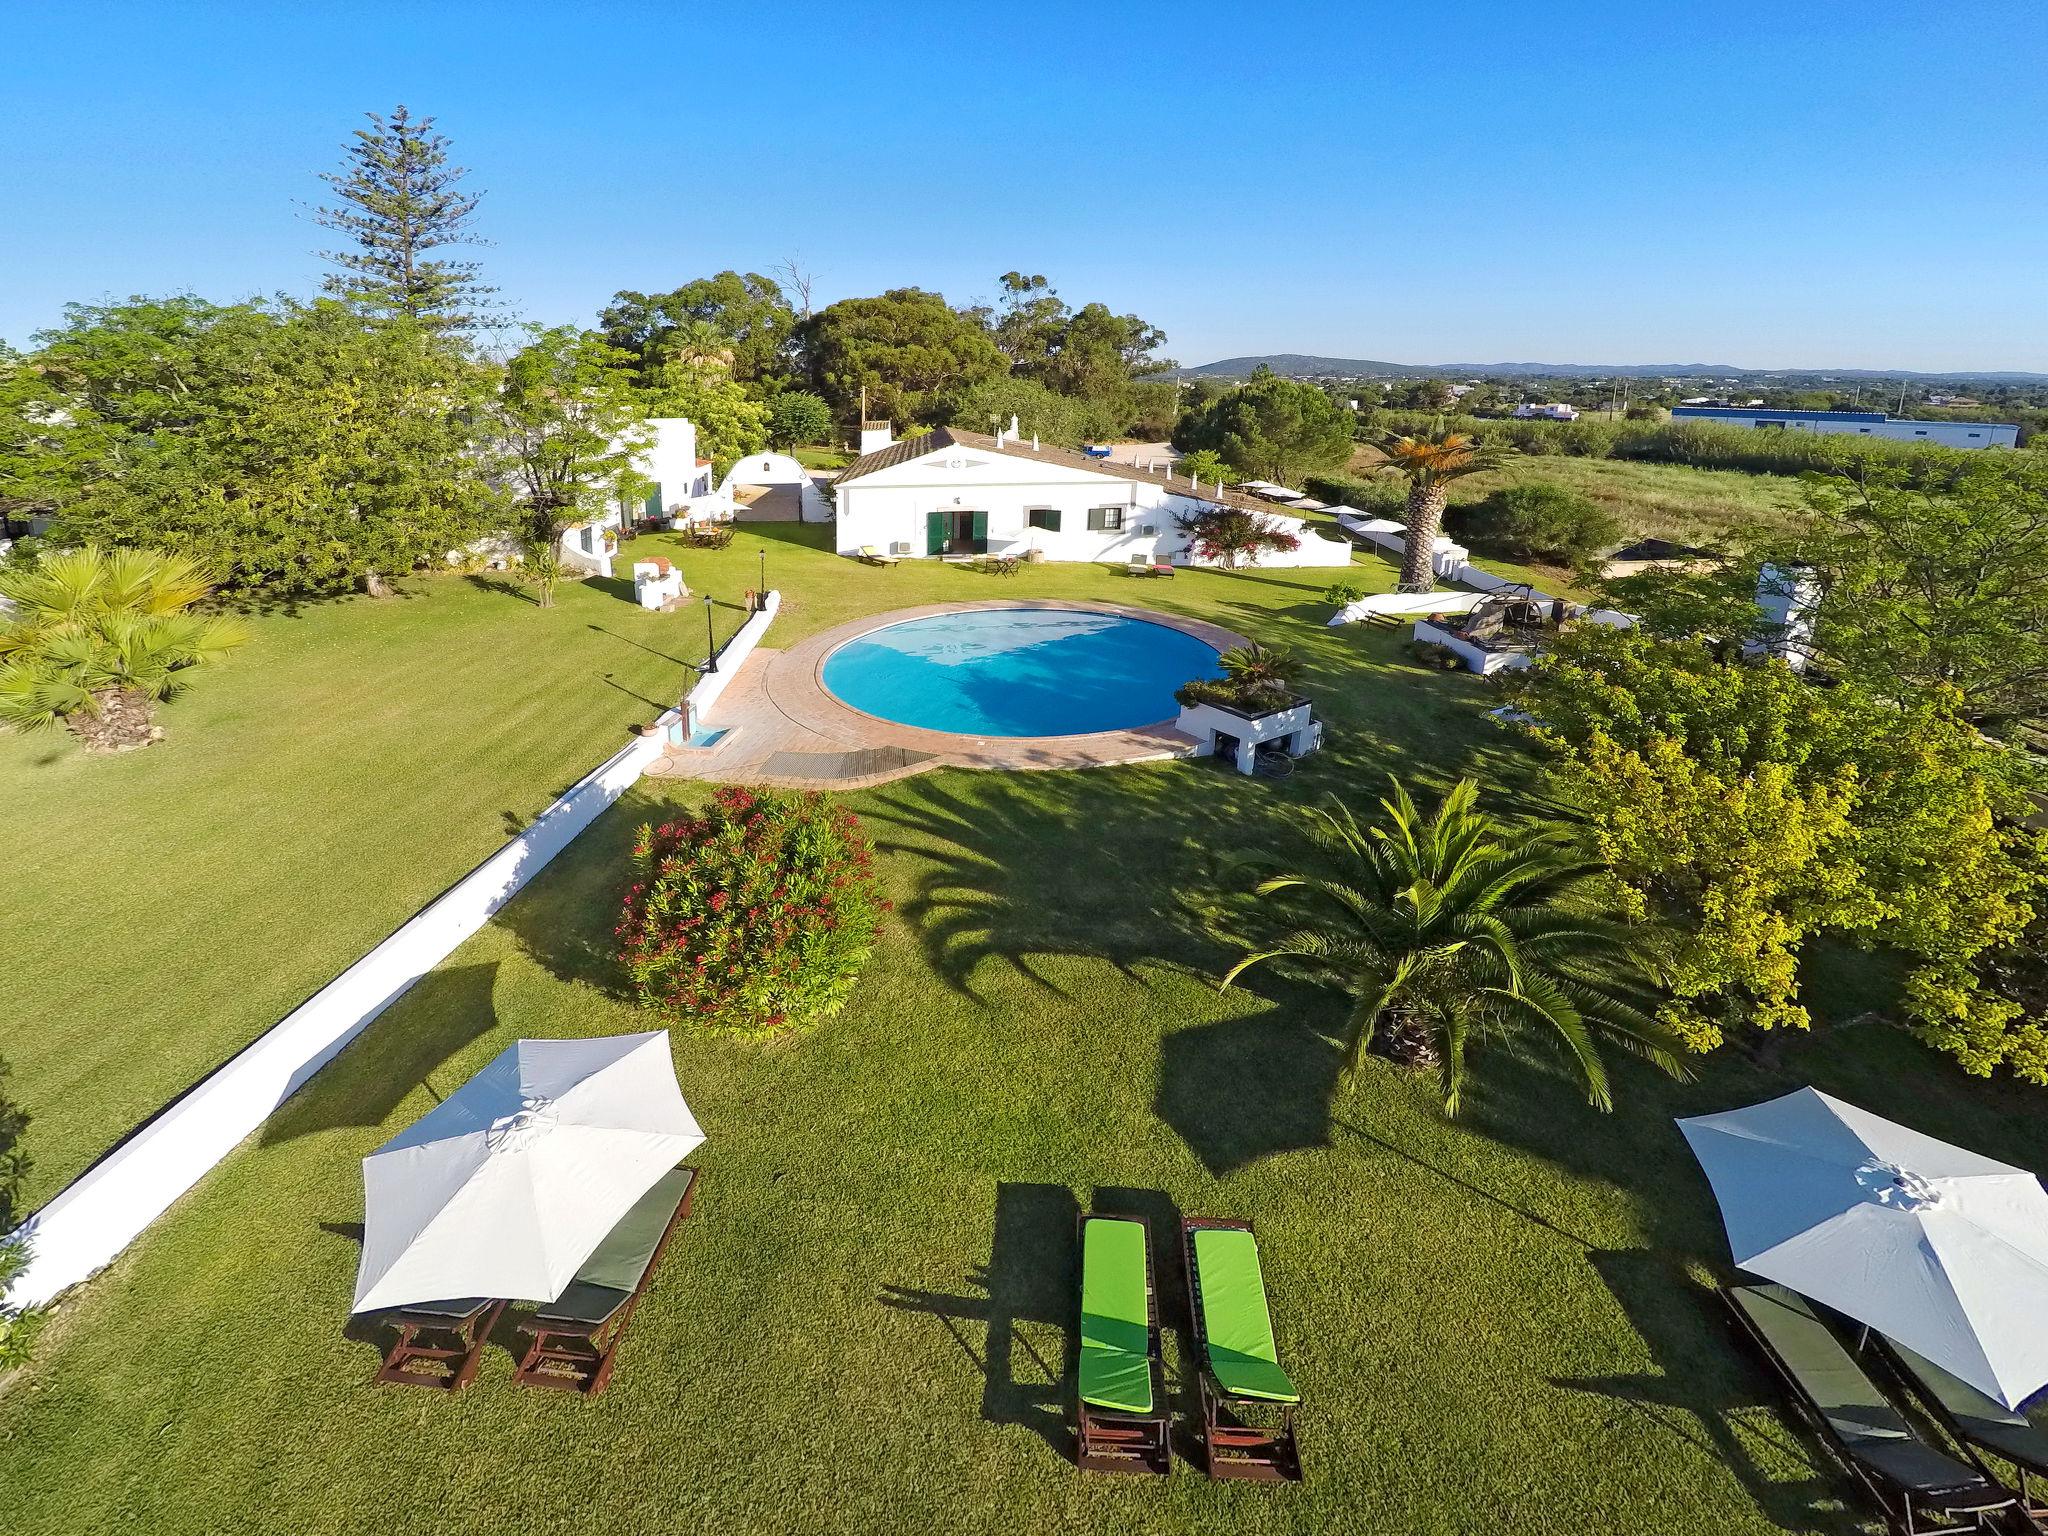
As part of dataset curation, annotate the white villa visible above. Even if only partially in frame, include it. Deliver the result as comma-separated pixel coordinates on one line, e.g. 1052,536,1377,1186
831,424,1351,568
560,417,721,578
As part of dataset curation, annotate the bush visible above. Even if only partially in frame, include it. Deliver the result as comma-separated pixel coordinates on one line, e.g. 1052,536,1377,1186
616,787,886,1037
1325,580,1366,607
0,1055,39,1371
1459,483,1622,570
1303,472,1408,518
1174,505,1300,567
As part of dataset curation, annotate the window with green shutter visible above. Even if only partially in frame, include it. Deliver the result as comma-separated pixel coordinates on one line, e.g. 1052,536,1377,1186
1028,508,1061,532
1087,506,1125,532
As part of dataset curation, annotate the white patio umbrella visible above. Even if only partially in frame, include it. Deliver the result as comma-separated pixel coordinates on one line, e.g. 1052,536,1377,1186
351,1031,704,1314
1679,1085,2048,1409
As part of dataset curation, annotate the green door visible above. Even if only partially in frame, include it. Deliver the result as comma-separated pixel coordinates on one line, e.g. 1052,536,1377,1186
927,511,946,556
643,483,663,520
970,510,988,553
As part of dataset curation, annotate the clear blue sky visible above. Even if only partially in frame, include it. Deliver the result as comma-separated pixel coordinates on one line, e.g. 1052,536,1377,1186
6,1,2045,372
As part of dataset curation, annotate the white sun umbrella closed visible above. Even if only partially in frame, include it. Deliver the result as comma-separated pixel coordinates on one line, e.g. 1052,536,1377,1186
1679,1086,2048,1409
352,1031,704,1314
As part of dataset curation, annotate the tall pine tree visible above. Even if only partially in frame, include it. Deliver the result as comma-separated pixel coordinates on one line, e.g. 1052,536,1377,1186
315,105,494,334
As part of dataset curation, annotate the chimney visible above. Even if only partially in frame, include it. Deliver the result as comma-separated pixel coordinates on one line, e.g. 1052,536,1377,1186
1031,433,1039,451
1008,413,1021,437
857,419,894,456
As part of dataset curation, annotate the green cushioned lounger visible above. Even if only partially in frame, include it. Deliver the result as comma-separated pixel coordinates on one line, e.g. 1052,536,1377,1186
1725,1283,2011,1528
1883,1333,2048,1514
1183,1218,1303,1483
1191,1227,1300,1404
1075,1214,1168,1475
1079,1217,1152,1415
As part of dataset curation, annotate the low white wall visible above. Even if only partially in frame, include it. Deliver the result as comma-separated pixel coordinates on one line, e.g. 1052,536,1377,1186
9,591,783,1310
686,589,779,726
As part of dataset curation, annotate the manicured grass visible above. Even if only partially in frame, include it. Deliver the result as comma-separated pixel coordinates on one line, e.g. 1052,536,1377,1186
14,520,2033,1533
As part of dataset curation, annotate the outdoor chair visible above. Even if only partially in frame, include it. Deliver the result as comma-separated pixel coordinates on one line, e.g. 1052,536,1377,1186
1181,1217,1303,1482
1723,1283,2015,1535
1876,1333,2048,1523
371,1297,505,1391
855,545,899,566
1075,1213,1170,1476
512,1166,698,1396
1124,553,1173,578
985,553,1021,576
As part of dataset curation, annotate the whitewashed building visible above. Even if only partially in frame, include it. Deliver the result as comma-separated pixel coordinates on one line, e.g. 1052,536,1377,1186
560,417,722,577
830,425,1352,568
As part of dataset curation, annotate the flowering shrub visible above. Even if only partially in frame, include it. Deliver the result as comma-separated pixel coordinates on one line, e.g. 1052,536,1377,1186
617,786,887,1037
1172,506,1300,568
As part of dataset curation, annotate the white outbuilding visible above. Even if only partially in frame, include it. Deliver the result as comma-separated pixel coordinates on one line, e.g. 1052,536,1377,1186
831,425,1352,569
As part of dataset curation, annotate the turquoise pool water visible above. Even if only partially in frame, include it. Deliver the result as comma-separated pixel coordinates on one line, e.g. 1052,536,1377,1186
822,609,1222,738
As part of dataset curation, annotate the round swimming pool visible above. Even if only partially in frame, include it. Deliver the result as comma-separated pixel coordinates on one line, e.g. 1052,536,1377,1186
821,608,1223,738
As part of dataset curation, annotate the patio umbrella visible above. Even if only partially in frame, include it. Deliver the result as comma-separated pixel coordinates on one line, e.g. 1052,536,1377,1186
1678,1085,2048,1409
351,1031,704,1313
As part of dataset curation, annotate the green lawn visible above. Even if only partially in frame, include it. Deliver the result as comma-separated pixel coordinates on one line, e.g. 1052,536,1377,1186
9,523,2040,1532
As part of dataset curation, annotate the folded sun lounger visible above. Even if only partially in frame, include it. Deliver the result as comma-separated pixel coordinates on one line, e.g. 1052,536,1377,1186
1075,1213,1169,1475
856,545,899,566
1878,1333,2048,1521
372,1296,506,1390
512,1166,698,1396
1183,1217,1302,1482
1724,1283,2014,1534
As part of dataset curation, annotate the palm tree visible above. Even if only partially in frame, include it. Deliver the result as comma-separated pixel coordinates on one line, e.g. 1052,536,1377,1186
1222,776,1687,1116
1216,642,1302,709
0,545,246,751
1374,419,1503,593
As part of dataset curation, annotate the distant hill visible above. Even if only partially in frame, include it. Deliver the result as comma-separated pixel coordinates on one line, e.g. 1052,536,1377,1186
1176,354,2048,384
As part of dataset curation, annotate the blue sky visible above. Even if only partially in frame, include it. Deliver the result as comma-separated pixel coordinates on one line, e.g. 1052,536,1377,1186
5,2,2045,371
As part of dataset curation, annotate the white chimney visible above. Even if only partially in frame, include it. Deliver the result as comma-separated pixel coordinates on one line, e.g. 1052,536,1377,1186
1031,433,1039,450
1008,414,1021,437
857,420,894,456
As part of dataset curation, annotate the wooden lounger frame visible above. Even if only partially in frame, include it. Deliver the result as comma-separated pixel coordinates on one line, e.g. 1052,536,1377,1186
373,1298,506,1391
1181,1216,1302,1483
1720,1287,2015,1536
512,1167,698,1397
1868,1336,2048,1532
1074,1212,1170,1476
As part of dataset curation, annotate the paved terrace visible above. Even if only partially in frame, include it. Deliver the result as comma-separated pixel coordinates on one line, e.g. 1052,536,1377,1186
645,599,1250,790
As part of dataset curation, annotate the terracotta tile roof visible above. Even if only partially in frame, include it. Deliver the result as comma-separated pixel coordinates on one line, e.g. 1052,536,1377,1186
833,426,1284,515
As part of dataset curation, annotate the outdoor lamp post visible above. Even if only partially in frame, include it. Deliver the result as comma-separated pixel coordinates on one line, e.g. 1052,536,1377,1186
758,547,766,610
702,594,716,673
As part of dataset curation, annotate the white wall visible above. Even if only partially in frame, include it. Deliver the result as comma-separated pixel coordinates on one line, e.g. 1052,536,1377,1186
685,589,779,725
836,449,1347,567
1670,410,2018,449
719,452,832,524
640,417,714,510
8,592,784,1310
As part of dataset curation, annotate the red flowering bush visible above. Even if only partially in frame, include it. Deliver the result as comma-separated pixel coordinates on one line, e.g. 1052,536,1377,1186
616,786,887,1037
1173,506,1301,568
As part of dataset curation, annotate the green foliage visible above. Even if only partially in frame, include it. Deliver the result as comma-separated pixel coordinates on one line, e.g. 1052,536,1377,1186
1173,505,1302,568
1174,448,1234,483
946,375,1122,449
0,545,246,744
487,325,651,544
1174,376,1353,483
597,271,794,384
796,288,1007,426
1606,458,2048,729
313,105,493,334
11,298,505,600
645,363,769,479
618,786,886,1038
1504,626,2044,1077
1222,778,1687,1115
1325,580,1366,608
520,541,561,609
1460,482,1623,570
0,1054,41,1372
1176,641,1305,712
1305,471,1409,517
988,272,1169,409
767,389,833,448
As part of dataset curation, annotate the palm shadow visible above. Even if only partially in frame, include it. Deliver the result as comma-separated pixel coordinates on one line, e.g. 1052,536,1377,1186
261,961,501,1144
878,1182,1078,1463
1156,1004,1344,1176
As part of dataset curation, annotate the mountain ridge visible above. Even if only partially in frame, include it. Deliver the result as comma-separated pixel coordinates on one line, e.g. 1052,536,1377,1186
1174,353,2048,384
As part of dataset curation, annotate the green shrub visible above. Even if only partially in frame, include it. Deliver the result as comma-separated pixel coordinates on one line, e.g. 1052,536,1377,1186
1303,472,1408,517
1325,580,1366,607
0,1056,39,1371
617,786,886,1038
1459,483,1623,569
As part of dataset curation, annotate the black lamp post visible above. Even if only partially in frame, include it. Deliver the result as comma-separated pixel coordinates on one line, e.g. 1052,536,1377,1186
758,547,767,604
702,593,717,673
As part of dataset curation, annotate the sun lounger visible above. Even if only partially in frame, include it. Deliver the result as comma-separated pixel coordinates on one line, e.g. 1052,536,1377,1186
1724,1283,2014,1534
855,545,899,566
372,1296,506,1390
512,1166,698,1396
1124,553,1175,578
1182,1217,1302,1482
1076,1214,1170,1475
1878,1333,2048,1521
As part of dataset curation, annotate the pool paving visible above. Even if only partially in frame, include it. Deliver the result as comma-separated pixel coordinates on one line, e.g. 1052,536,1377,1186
646,599,1250,790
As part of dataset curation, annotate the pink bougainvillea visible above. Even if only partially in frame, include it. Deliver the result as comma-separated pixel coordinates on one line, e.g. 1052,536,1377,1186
616,786,887,1037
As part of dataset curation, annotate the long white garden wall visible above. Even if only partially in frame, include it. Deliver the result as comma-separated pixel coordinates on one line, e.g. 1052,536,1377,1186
10,591,782,1309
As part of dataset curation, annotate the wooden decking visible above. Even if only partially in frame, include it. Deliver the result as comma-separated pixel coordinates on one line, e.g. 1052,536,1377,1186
645,599,1250,790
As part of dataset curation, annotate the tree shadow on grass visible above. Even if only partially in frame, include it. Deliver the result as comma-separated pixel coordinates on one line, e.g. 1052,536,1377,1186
878,1182,1078,1464
1156,1005,1343,1176
260,961,502,1146
1552,1248,1865,1536
463,572,536,606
